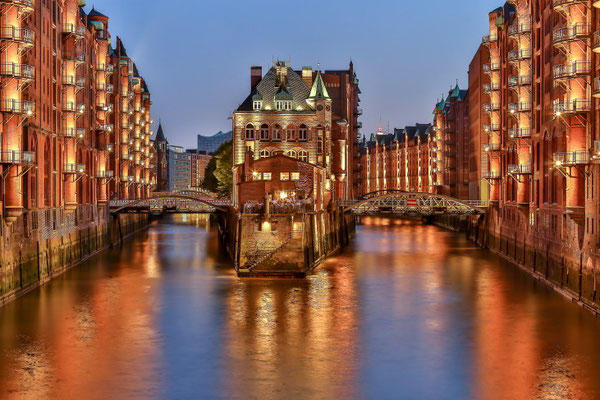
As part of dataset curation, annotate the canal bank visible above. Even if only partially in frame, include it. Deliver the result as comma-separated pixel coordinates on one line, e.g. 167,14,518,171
0,205,149,307
433,210,600,316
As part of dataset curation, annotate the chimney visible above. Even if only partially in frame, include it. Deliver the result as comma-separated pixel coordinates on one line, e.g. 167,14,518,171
302,66,313,87
251,66,262,89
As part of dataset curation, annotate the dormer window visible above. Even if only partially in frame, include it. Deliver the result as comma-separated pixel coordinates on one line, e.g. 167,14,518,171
253,100,262,110
276,101,292,111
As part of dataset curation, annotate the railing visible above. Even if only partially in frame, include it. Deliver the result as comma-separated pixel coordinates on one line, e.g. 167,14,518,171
508,75,532,87
553,61,591,79
63,163,86,174
1,62,34,79
464,200,489,208
483,63,500,73
106,84,114,93
483,82,500,92
0,26,35,45
508,21,532,36
554,151,589,165
483,103,500,112
508,164,532,174
484,143,501,152
63,51,85,63
594,31,600,52
509,127,532,139
97,123,113,132
63,101,76,112
1,99,35,115
484,171,501,179
0,150,35,165
553,23,591,44
554,99,591,114
483,123,500,132
63,23,86,37
63,127,85,139
62,75,85,87
482,33,498,44
508,102,532,113
595,140,600,154
552,0,588,8
105,144,115,152
593,77,600,97
508,48,532,62
97,170,114,178
0,0,35,9
77,103,85,114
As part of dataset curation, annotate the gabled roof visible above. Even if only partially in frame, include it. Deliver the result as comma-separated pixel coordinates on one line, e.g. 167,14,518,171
155,123,167,143
308,71,330,100
88,7,108,18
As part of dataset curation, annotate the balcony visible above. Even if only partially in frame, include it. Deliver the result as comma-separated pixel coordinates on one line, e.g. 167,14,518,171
554,151,589,166
483,171,501,180
62,23,86,37
97,123,113,132
508,164,532,175
63,51,85,63
62,75,85,88
508,21,532,37
0,150,35,165
0,26,35,46
105,144,114,152
483,123,500,132
553,61,591,80
484,142,501,152
96,103,113,112
553,99,591,115
508,48,532,62
483,82,500,93
483,63,500,73
106,84,114,93
483,103,500,112
508,75,532,87
482,33,498,45
508,102,532,113
97,170,114,179
0,63,34,80
63,127,85,139
552,0,590,11
593,77,600,98
1,99,34,115
509,127,532,139
62,102,76,112
63,163,86,175
553,23,591,45
0,0,34,13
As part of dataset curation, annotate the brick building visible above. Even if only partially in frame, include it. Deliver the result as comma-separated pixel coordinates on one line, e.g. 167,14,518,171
232,61,361,209
0,0,155,223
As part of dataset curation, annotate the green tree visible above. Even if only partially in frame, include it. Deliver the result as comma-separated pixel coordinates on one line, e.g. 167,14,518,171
201,140,232,196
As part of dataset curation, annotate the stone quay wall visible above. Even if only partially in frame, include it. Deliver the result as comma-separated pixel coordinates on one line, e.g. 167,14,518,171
433,207,600,315
0,205,149,307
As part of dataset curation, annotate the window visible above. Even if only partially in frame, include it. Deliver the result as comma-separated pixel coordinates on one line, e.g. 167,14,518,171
280,172,290,181
259,150,270,158
253,100,262,110
287,150,297,158
273,125,282,141
299,124,308,141
276,101,292,111
272,150,283,156
260,124,269,141
291,172,300,180
298,150,308,162
252,172,262,180
245,124,255,140
317,137,323,155
263,172,272,181
286,126,296,141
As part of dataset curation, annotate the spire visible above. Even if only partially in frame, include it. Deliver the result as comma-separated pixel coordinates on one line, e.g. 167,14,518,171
308,70,330,100
155,122,167,143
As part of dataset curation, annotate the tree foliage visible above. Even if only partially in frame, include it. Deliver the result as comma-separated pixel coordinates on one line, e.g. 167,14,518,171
201,140,232,197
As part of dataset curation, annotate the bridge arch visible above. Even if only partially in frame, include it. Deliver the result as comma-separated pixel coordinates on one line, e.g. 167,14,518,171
110,193,229,214
343,190,484,215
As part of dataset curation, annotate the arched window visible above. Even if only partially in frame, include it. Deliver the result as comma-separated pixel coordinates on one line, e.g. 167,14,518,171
286,125,296,141
260,124,269,141
259,150,270,159
273,125,282,141
298,124,308,141
298,150,308,162
287,150,297,158
245,124,255,140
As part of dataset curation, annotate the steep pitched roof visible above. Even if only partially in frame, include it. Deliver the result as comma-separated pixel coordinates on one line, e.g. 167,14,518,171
308,71,330,100
88,7,108,18
155,123,167,143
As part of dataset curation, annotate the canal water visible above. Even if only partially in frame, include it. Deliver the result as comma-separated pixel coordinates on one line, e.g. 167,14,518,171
1,215,600,400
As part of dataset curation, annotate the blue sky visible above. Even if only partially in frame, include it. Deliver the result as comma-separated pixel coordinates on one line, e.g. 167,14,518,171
87,0,502,148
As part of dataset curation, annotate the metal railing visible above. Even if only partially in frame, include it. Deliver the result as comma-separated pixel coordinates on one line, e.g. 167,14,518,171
553,61,591,79
97,170,114,178
483,171,501,179
553,23,591,44
97,123,113,132
554,151,589,165
0,0,35,9
63,51,85,63
483,103,500,112
508,21,532,36
63,127,85,138
483,82,500,92
483,123,500,132
508,75,532,87
508,164,532,174
0,26,35,44
484,143,501,152
0,150,35,165
482,33,498,44
1,62,34,79
62,23,86,37
508,102,532,113
554,99,591,114
1,99,35,115
63,163,86,174
483,62,501,73
509,128,532,139
552,0,588,8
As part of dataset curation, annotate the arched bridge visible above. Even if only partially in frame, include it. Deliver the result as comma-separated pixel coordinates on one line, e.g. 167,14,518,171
341,190,487,216
109,192,230,214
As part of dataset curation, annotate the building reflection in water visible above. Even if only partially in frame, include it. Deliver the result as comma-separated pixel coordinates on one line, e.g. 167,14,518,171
0,216,599,399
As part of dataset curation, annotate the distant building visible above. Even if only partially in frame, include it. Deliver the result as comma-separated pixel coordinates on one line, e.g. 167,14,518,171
197,131,232,153
186,149,212,189
167,145,191,192
154,123,170,192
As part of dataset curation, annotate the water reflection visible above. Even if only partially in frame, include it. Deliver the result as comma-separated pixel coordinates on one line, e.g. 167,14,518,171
0,215,599,399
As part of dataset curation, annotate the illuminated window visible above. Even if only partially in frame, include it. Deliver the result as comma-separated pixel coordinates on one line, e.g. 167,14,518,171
263,172,272,181
245,124,255,140
298,150,308,162
280,172,290,181
253,101,262,110
276,101,292,111
317,137,323,154
298,124,308,141
291,172,300,180
287,150,297,158
252,172,262,180
260,124,269,141
259,150,270,158
286,126,296,141
273,125,282,141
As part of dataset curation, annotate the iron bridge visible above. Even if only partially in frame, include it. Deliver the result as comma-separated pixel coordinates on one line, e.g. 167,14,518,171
109,192,230,214
341,190,487,216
